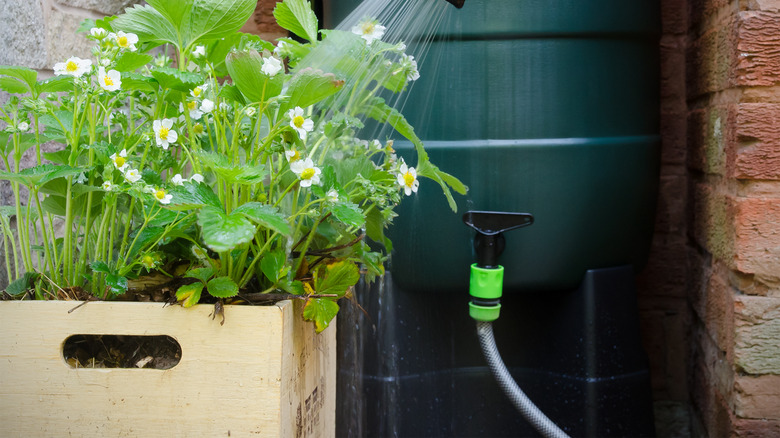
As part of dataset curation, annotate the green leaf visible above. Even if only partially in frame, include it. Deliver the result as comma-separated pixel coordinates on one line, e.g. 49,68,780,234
90,261,111,274
121,72,158,93
330,201,365,228
206,276,239,298
168,182,222,210
0,77,30,94
150,66,203,92
36,76,75,94
217,84,246,105
260,249,288,283
113,52,154,72
105,273,129,296
185,266,215,283
189,0,257,43
278,279,305,295
5,272,39,296
198,206,256,253
232,202,291,235
0,66,37,92
302,297,339,333
112,4,180,48
39,110,74,138
176,282,203,307
127,226,165,258
315,260,360,297
0,164,84,188
365,205,392,251
225,49,284,103
195,150,268,185
282,68,344,114
273,0,318,42
146,0,194,34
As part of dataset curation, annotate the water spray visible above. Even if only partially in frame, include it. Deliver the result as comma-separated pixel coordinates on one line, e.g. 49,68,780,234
464,211,570,438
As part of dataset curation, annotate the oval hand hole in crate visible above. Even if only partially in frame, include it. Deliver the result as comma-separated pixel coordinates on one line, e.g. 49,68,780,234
62,334,182,369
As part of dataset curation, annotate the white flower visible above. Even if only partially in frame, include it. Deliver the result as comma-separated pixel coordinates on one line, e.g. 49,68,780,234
171,174,185,186
190,84,208,99
90,28,108,39
102,181,115,191
400,54,420,81
286,106,313,141
110,31,138,51
200,99,214,113
17,121,29,132
153,118,178,149
397,162,419,196
180,101,202,120
110,149,129,172
290,157,321,187
191,245,208,260
261,56,283,77
395,42,407,52
53,57,92,78
219,102,230,112
245,107,256,117
189,173,204,183
285,149,301,163
97,67,121,91
124,168,142,183
326,189,339,203
352,18,386,45
149,187,173,204
274,40,290,57
192,45,206,58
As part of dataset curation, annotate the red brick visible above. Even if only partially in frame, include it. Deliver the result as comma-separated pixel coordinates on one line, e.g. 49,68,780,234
241,0,286,40
733,418,780,438
735,12,780,86
638,298,690,401
690,182,737,265
732,103,780,180
688,106,735,175
734,295,780,374
661,0,689,35
691,323,736,438
732,197,780,283
661,112,688,165
687,14,738,98
734,375,780,420
689,259,736,360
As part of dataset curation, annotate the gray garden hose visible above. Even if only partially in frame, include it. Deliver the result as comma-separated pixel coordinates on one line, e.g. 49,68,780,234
476,321,571,438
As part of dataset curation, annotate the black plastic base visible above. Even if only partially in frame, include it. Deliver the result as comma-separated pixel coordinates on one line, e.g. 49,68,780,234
336,265,655,437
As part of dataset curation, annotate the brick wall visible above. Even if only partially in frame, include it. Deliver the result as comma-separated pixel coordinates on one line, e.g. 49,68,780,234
648,0,780,435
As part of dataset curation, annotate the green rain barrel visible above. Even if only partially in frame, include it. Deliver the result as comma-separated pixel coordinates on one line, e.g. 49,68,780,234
323,0,660,294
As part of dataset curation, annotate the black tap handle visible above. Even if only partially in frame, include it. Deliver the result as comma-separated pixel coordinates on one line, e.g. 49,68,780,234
463,211,534,236
463,211,534,268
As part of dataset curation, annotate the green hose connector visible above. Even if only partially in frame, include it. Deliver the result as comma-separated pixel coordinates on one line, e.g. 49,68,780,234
469,263,504,322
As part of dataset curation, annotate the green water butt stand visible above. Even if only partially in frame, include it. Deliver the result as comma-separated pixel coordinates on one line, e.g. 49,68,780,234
322,1,660,436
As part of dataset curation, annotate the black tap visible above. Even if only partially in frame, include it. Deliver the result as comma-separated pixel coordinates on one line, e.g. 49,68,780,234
445,0,465,8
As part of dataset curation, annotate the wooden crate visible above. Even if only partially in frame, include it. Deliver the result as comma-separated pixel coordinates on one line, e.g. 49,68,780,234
0,300,335,437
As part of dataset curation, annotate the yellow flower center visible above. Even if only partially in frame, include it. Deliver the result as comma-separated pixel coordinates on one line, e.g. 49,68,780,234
142,255,154,267
403,171,415,187
158,127,169,140
66,61,78,72
103,75,113,86
362,22,376,35
187,101,197,111
289,150,300,162
301,168,315,180
117,35,128,47
293,115,305,129
192,87,202,97
192,123,204,134
114,156,125,167
154,189,166,200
